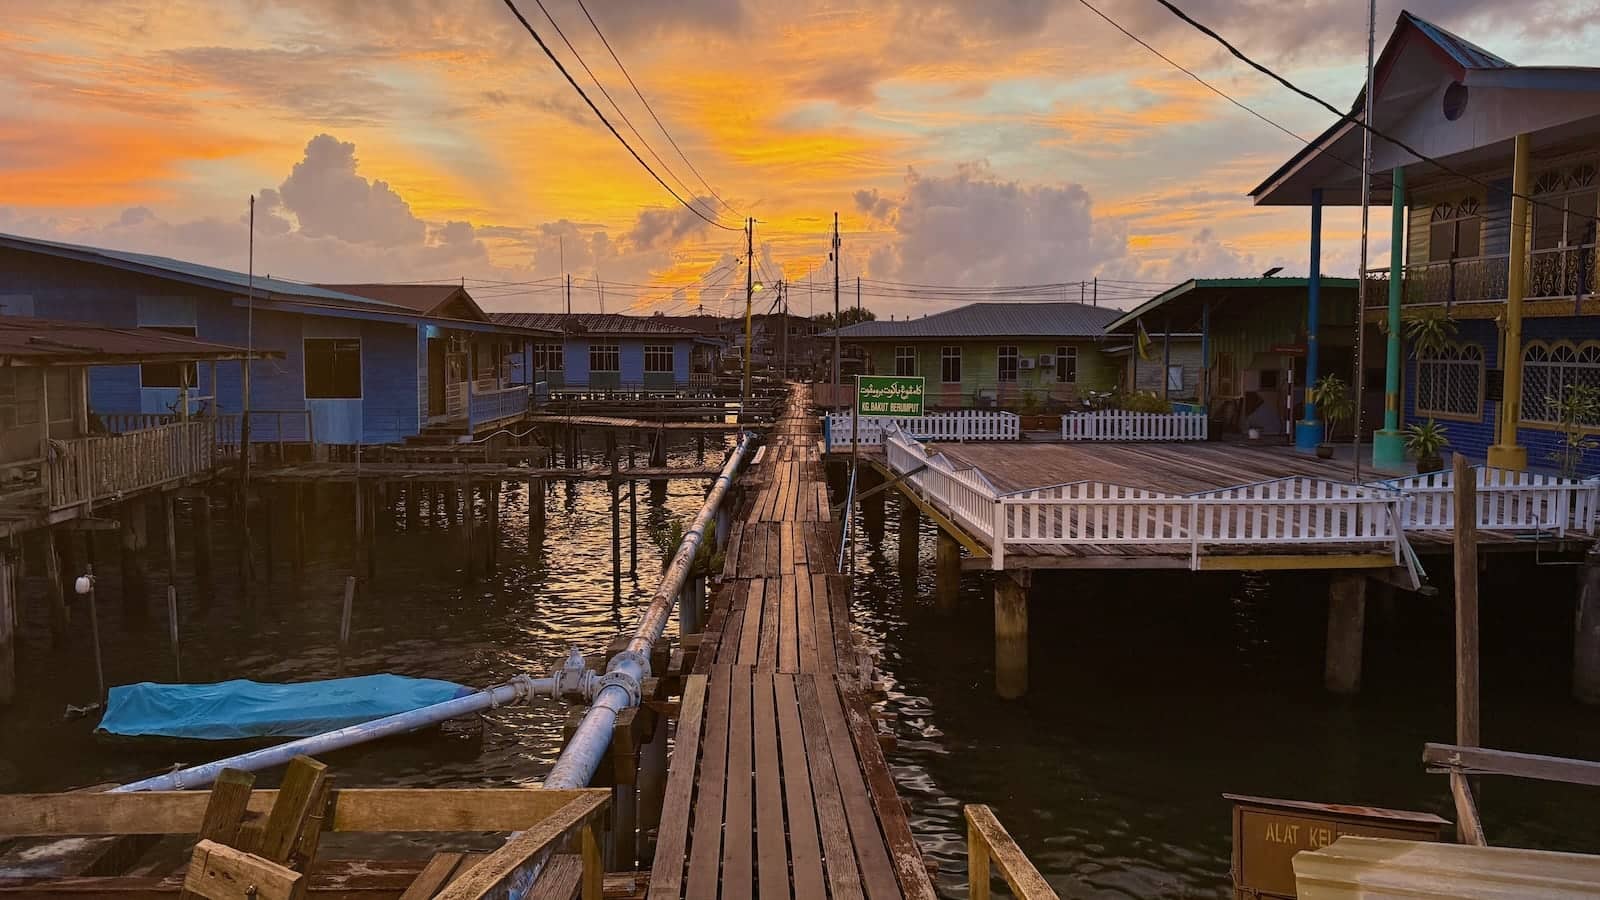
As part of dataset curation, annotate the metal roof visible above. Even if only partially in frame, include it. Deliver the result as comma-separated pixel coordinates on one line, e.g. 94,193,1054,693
1105,277,1360,333
316,283,480,317
0,315,280,366
826,301,1123,340
489,312,700,337
1403,12,1511,71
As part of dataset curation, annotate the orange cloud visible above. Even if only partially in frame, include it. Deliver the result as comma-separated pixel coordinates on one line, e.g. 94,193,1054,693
0,119,265,207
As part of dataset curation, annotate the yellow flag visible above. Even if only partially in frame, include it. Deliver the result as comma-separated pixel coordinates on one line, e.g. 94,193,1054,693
1136,318,1154,361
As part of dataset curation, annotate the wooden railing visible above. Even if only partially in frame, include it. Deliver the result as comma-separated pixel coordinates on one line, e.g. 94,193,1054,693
827,410,1020,449
1371,466,1600,536
214,410,315,453
1061,410,1208,442
469,383,530,428
965,805,1058,900
884,426,1405,570
45,420,215,510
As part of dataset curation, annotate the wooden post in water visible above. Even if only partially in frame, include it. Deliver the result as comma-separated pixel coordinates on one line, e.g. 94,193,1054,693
119,499,150,615
485,481,499,574
1324,573,1368,695
290,484,305,577
44,527,69,640
1453,454,1481,738
460,465,474,585
261,487,274,584
84,563,105,705
1576,543,1600,704
164,493,181,679
897,493,921,577
191,494,214,596
935,531,961,613
628,443,638,578
861,469,886,549
994,570,1030,699
529,475,546,551
0,554,14,705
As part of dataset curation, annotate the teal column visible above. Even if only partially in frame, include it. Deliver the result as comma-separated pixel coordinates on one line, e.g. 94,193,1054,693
1373,167,1408,468
1295,189,1325,450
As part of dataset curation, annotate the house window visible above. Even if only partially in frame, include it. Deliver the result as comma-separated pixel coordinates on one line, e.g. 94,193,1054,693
1214,352,1238,398
894,345,917,377
1532,166,1598,252
997,345,1019,383
140,326,199,388
304,338,362,399
1055,346,1077,383
644,344,674,373
1167,365,1185,392
1415,342,1484,419
589,343,620,373
1522,340,1600,426
941,346,961,384
1427,198,1482,262
533,343,564,372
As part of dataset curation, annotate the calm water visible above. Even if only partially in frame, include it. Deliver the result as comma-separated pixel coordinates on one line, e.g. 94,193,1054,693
4,436,1599,897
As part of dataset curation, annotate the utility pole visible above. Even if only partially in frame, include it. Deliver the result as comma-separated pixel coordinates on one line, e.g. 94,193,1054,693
744,216,754,413
780,280,789,382
565,274,572,316
832,212,841,411
856,276,861,317
1093,276,1098,306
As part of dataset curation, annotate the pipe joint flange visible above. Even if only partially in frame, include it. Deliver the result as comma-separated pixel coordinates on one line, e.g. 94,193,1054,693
606,649,651,680
595,669,642,707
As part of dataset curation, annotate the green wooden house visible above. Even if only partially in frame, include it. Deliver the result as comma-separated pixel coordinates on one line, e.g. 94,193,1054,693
825,301,1123,411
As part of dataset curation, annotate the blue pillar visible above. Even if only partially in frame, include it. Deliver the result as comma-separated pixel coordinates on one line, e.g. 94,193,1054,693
1295,188,1326,451
1373,167,1408,468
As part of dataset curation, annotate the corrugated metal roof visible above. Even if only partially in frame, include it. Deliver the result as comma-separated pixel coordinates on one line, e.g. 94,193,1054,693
826,301,1122,340
1403,12,1512,70
0,232,399,309
1105,277,1360,332
489,312,698,336
316,283,476,316
0,315,277,365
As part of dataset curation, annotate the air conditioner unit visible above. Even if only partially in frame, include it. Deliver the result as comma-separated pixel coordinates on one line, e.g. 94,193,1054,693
1037,354,1055,367
1017,358,1035,370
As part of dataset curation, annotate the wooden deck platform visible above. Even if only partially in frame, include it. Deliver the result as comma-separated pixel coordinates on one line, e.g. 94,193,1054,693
526,415,765,432
648,386,936,899
247,462,725,483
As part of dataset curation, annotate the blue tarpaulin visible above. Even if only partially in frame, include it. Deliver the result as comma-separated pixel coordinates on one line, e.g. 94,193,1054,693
97,674,474,741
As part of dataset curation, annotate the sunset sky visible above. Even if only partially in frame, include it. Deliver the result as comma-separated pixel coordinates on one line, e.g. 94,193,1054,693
3,1,1596,318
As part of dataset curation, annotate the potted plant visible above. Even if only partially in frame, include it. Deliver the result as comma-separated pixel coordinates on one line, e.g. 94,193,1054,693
1310,374,1353,459
1403,419,1449,473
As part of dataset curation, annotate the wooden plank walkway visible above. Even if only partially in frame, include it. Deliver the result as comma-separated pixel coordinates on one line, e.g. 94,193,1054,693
649,385,936,900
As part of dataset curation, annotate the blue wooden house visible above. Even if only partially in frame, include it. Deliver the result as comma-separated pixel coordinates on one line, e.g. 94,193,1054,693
490,313,719,390
1251,12,1600,473
0,233,555,446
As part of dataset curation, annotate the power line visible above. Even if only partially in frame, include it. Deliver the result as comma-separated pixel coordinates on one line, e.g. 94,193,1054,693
573,0,742,220
499,0,739,231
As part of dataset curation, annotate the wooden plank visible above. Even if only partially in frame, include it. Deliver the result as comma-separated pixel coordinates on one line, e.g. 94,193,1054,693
795,678,864,900
647,674,707,900
720,667,754,900
812,572,837,673
433,792,609,900
757,577,780,669
182,840,302,900
683,665,733,900
778,573,798,674
963,806,1056,900
773,675,825,900
1422,743,1600,787
398,852,466,900
526,854,582,900
794,565,818,673
738,580,764,666
192,769,256,848
751,675,787,900
1453,454,1480,751
0,858,437,898
840,688,937,900
257,756,329,865
810,678,899,900
1449,772,1488,847
580,826,601,900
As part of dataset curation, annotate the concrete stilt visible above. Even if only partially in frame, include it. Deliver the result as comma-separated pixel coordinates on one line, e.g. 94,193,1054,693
935,531,961,613
897,493,921,576
994,570,1030,699
1574,543,1600,704
1325,574,1368,695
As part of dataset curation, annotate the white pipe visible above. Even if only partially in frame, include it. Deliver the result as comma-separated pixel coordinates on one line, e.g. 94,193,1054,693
543,432,753,789
113,676,555,792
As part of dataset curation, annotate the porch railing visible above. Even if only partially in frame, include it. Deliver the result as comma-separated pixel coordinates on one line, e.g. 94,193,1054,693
45,420,215,510
825,410,1019,449
1371,466,1600,536
1364,246,1597,309
469,383,531,427
1061,410,1208,442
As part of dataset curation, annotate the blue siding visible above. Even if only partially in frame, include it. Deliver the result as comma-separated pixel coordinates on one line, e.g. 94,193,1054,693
555,335,694,386
619,340,645,383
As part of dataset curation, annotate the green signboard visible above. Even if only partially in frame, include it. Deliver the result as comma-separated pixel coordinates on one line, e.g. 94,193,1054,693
856,375,925,417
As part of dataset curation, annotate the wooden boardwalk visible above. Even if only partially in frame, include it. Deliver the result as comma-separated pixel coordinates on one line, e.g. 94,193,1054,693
649,386,936,900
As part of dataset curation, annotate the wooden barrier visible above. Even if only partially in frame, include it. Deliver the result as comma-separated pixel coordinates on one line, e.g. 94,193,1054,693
1061,410,1208,442
827,410,1020,449
46,421,215,510
965,805,1057,900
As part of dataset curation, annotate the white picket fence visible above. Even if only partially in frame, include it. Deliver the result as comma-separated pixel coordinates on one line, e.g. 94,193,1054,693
883,426,1404,570
1371,467,1600,537
1061,410,1208,442
826,410,1019,450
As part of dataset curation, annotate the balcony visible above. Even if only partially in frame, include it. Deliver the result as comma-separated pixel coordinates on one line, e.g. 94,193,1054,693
37,420,216,511
1365,246,1598,310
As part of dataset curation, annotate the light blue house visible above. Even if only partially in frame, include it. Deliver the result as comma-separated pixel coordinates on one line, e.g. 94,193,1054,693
491,313,717,390
0,233,556,446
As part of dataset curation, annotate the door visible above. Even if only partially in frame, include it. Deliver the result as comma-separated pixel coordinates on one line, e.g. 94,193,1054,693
427,337,446,416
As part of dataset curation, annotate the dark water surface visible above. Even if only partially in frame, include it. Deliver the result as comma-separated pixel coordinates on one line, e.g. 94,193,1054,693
4,435,1599,897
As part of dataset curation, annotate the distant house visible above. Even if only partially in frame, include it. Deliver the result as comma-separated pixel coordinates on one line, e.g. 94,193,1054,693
490,313,719,390
1252,12,1600,469
824,301,1123,410
0,233,554,445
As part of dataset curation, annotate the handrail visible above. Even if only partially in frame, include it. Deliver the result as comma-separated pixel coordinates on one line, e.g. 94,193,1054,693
837,459,858,572
965,805,1058,900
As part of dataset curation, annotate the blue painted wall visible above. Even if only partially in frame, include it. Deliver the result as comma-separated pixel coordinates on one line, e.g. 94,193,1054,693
0,248,421,444
556,336,694,387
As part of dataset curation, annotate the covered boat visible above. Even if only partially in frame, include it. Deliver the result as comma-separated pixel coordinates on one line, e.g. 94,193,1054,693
96,673,474,742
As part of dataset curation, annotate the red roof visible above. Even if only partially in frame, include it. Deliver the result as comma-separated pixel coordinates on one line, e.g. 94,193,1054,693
0,316,277,366
316,283,483,318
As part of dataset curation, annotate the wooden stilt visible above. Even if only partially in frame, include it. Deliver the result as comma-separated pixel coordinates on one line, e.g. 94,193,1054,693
485,481,499,574
897,493,921,577
935,531,961,613
291,484,305,577
461,473,474,585
1576,543,1600,704
0,554,14,705
119,501,149,615
261,487,274,584
1325,573,1368,695
405,483,421,530
164,494,181,678
44,528,69,640
192,495,214,596
1453,454,1481,735
861,470,885,548
994,570,1030,699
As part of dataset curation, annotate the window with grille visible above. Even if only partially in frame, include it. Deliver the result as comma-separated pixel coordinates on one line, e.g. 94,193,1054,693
1415,342,1484,419
533,343,564,372
304,338,362,399
997,345,1019,383
644,344,674,373
894,345,917,377
940,346,961,383
1428,198,1482,262
1522,341,1600,426
589,343,621,372
1055,345,1077,383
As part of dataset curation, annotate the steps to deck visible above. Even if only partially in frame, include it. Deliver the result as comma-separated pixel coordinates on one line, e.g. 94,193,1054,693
649,385,936,899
